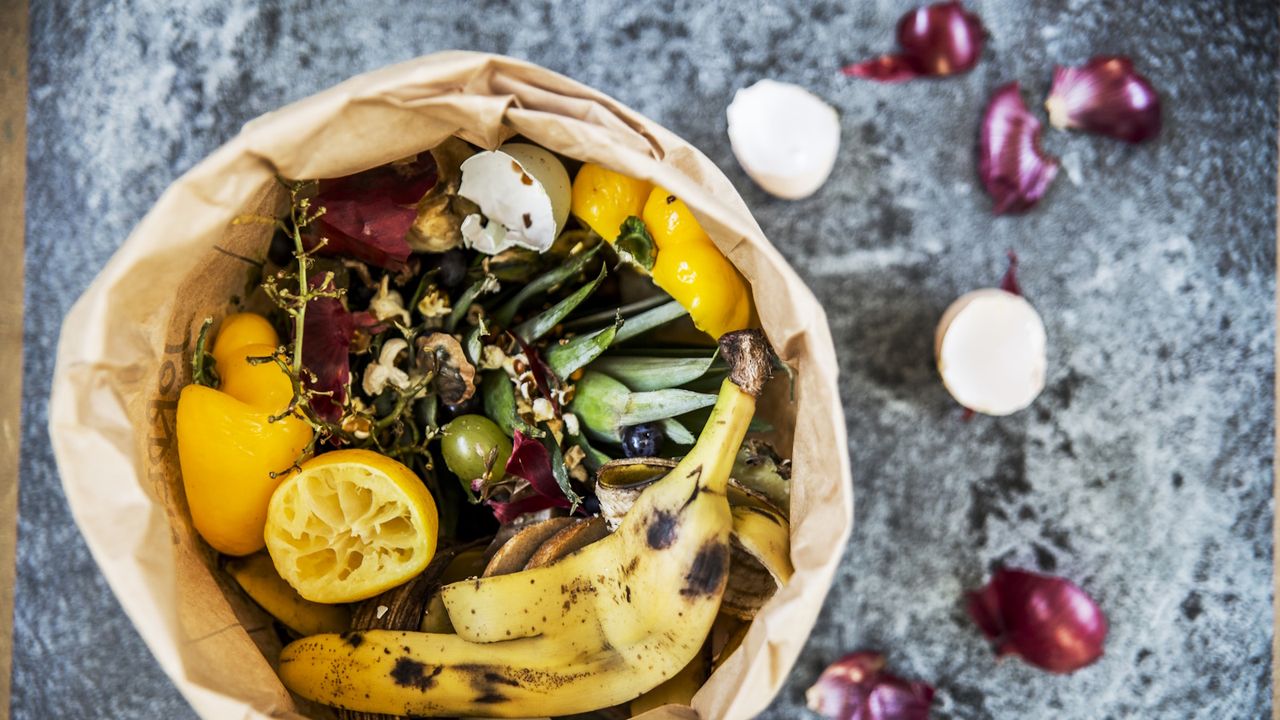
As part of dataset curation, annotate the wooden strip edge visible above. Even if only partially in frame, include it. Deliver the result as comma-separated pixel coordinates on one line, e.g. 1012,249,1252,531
0,0,28,718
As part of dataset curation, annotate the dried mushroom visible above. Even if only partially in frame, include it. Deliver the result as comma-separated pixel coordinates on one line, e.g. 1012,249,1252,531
416,332,477,405
408,137,474,253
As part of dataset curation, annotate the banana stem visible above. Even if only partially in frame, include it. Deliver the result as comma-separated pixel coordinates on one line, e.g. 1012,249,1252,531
676,330,775,496
685,381,755,496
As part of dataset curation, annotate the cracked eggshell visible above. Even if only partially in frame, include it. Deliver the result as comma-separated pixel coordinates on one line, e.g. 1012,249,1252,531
457,144,570,255
726,79,841,200
935,289,1047,416
500,143,571,231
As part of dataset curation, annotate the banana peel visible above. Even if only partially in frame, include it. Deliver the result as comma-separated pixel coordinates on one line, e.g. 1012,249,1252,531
278,330,775,717
597,459,794,621
630,641,710,715
224,553,350,638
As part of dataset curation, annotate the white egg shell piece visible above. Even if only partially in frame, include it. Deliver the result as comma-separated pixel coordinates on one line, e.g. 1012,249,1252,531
934,289,1047,416
500,143,571,232
726,79,841,200
457,145,568,255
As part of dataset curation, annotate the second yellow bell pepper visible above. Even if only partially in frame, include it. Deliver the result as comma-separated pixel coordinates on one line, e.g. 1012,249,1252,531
177,313,313,556
571,163,754,339
641,186,753,339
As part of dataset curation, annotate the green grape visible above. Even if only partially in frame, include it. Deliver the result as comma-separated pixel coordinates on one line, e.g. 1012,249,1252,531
440,414,512,484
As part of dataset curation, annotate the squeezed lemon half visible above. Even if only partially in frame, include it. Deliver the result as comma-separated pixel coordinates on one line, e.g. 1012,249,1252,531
264,449,438,604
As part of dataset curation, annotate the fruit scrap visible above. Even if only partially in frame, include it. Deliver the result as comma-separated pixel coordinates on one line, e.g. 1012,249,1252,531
264,449,439,604
1046,56,1161,144
277,331,775,717
979,83,1060,214
570,163,755,339
182,138,792,717
967,567,1107,674
225,552,350,638
842,1,985,82
806,651,935,720
176,313,313,556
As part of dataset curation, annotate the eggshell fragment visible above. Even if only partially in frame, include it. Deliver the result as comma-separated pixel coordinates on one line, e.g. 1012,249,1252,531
935,289,1047,416
726,79,841,200
457,143,569,255
501,143,571,231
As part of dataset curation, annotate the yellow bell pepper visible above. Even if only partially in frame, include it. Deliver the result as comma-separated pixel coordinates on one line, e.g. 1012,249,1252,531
651,238,752,339
211,312,279,366
641,186,753,339
571,162,754,339
177,313,313,556
641,187,713,251
570,162,652,241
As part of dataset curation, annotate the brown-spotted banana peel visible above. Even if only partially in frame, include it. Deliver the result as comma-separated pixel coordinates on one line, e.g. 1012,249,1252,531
277,330,774,717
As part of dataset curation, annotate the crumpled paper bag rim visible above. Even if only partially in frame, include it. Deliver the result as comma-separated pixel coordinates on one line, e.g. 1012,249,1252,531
48,51,853,720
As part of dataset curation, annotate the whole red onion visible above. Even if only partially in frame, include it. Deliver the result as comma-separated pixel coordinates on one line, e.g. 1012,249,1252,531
843,1,985,82
1046,56,1161,143
966,567,1108,674
979,82,1060,214
805,651,934,720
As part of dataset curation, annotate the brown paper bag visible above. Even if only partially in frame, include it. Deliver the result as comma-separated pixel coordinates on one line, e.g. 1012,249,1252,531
48,52,853,720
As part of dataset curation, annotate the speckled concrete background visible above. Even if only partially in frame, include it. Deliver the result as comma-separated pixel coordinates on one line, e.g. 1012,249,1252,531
16,1,1276,718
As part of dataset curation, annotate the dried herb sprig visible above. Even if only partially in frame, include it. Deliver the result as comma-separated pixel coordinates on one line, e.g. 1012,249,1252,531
240,181,441,476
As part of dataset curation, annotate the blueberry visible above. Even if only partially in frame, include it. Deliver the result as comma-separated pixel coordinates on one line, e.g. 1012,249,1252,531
436,249,468,289
267,230,295,267
440,393,482,421
621,423,664,458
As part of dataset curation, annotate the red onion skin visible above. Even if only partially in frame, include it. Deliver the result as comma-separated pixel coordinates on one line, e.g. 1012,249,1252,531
999,251,1022,296
1046,56,1161,143
967,568,1108,674
806,652,935,720
979,83,1060,214
843,1,984,82
843,53,921,83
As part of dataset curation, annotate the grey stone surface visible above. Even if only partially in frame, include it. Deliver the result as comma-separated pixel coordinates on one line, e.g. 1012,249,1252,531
16,1,1275,718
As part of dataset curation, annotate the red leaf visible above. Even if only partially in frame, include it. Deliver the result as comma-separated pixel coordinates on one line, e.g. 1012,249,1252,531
311,207,414,270
503,430,572,511
309,155,438,270
486,494,564,525
513,335,561,414
301,293,356,423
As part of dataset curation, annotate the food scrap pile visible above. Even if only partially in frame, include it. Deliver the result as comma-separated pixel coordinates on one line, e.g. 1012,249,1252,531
175,137,794,717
